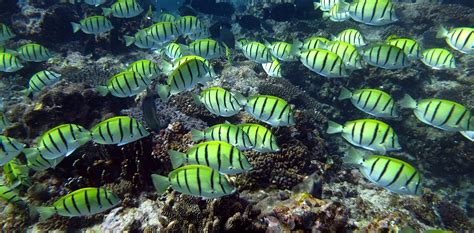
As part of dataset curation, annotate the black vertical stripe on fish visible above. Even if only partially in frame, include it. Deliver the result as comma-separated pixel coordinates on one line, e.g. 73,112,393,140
217,143,222,171
218,173,226,194
351,123,356,141
210,169,215,192
226,127,231,144
369,92,383,112
96,188,102,207
359,121,366,145
454,109,468,125
460,31,473,49
136,120,144,137
380,126,390,144
176,171,182,188
204,144,210,166
429,101,442,123
423,101,432,117
386,164,404,187
251,98,258,115
362,91,372,109
84,190,91,213
368,123,379,146
357,92,364,104
276,102,289,121
439,104,456,126
195,145,200,164
414,175,421,194
103,188,114,205
376,159,391,182
222,90,228,110
196,168,202,196
258,97,269,119
215,89,221,114
48,133,62,153
69,124,77,141
217,126,222,143
63,198,71,214
118,118,124,143
320,53,329,73
106,121,114,142
184,169,191,193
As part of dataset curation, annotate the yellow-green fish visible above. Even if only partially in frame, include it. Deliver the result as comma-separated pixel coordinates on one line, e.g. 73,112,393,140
175,16,206,36
71,16,114,35
97,71,152,98
236,41,274,64
0,24,15,43
102,0,144,18
151,165,236,198
238,123,280,153
265,40,299,62
326,41,364,69
127,59,160,79
90,116,150,146
16,43,52,62
344,148,422,195
36,187,121,221
191,123,254,150
436,26,474,54
386,35,422,60
4,158,31,187
361,44,409,69
193,87,247,117
145,22,180,44
0,183,27,207
162,42,185,60
327,119,401,153
123,30,160,49
345,0,398,26
399,95,473,132
299,49,348,78
186,39,230,60
333,29,366,47
262,58,283,78
0,136,26,166
339,87,399,118
0,53,23,72
298,36,330,50
420,48,456,70
23,70,62,96
36,124,91,159
0,113,12,132
323,3,350,22
245,95,295,127
24,147,65,171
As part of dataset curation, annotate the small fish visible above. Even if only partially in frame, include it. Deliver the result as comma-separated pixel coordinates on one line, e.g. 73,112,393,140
399,95,473,132
237,123,280,153
127,60,161,79
97,71,152,98
436,26,474,54
0,183,27,207
262,58,283,78
345,0,398,26
16,43,52,62
333,29,367,47
339,87,399,118
314,0,340,11
36,124,91,159
154,12,176,22
0,53,23,72
175,16,206,36
123,30,160,49
236,41,274,64
71,16,113,35
299,49,348,78
191,123,253,150
0,113,12,132
0,136,26,166
361,44,409,69
169,141,252,175
186,39,230,60
151,165,236,198
4,158,31,187
326,41,364,70
327,119,401,153
264,40,299,62
386,35,422,60
145,22,180,44
90,116,150,146
323,3,350,22
84,0,106,6
193,87,247,117
23,71,62,96
0,23,15,43
36,187,121,221
102,0,144,18
24,147,65,171
344,148,422,195
420,48,456,70
245,95,295,127
162,42,185,61
298,36,330,50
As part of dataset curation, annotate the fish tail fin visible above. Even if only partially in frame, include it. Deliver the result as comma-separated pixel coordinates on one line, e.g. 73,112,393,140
398,94,417,109
322,12,330,20
95,86,109,96
232,92,247,106
156,85,171,102
313,2,321,9
19,88,32,97
263,39,271,48
36,206,56,221
337,1,350,12
192,93,203,106
338,87,352,100
102,8,112,16
71,22,81,33
190,129,204,142
168,150,186,169
292,39,303,49
161,60,174,75
290,40,301,56
343,147,365,166
436,25,449,39
326,120,343,134
123,35,135,47
76,131,92,145
151,174,170,194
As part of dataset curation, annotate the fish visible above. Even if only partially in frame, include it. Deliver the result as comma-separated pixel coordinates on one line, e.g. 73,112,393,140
162,55,215,75
264,40,300,62
385,35,422,60
436,26,474,54
0,136,26,166
237,123,280,153
399,94,473,132
298,36,330,50
36,187,121,221
344,148,422,195
186,39,230,60
0,53,23,72
333,29,367,47
96,71,152,98
299,49,349,78
90,116,150,146
141,92,162,133
420,48,456,70
154,12,176,22
193,87,247,117
175,16,206,36
323,3,350,22
71,16,114,35
23,71,62,96
162,42,185,61
236,41,274,64
344,0,398,26
3,158,31,187
123,30,160,49
245,95,295,127
326,41,364,69
24,147,65,171
16,43,52,62
0,23,15,43
151,165,236,198
327,119,401,153
35,124,91,159
0,183,27,207
262,58,283,78
0,113,12,132
361,44,409,69
169,141,252,175
145,22,181,44
314,0,341,11
127,60,161,79
339,87,399,118
102,0,144,18
84,0,106,6
191,123,253,150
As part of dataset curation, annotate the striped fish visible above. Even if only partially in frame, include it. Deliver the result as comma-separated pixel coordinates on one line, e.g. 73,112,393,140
436,27,474,55
128,60,161,79
399,95,473,132
0,183,27,207
145,22,180,44
97,71,152,98
24,147,65,171
299,49,348,78
36,124,91,159
0,23,15,42
346,0,398,26
323,3,350,22
344,148,422,195
162,42,185,60
237,41,274,64
175,16,206,36
0,113,12,132
71,16,113,35
24,71,62,96
151,165,236,198
36,187,121,221
339,87,399,118
90,116,150,146
262,58,283,78
169,141,252,175
154,12,176,22
16,43,52,62
193,87,247,117
238,123,280,153
0,136,26,166
245,95,295,127
161,55,215,76
386,35,422,59
191,123,253,150
187,39,229,60
299,36,330,50
0,53,23,72
333,29,366,47
4,158,31,187
420,48,456,70
361,44,409,69
314,0,340,11
326,41,364,70
124,30,160,49
102,0,144,18
327,119,401,153
265,41,299,62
